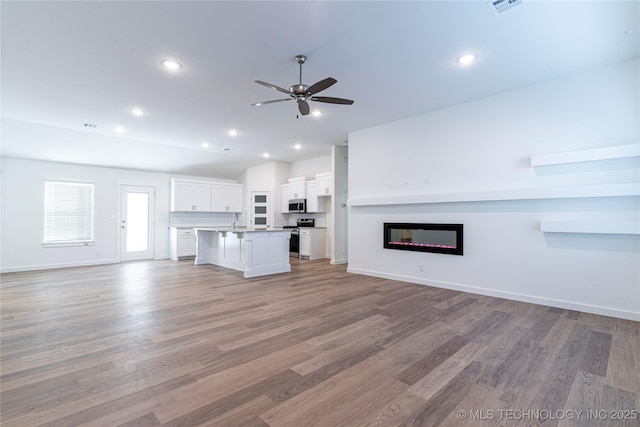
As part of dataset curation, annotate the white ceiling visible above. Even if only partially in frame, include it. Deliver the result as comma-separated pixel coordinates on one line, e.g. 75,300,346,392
2,1,638,180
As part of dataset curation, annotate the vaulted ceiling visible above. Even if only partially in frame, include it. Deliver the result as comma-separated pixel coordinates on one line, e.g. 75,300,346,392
2,1,638,179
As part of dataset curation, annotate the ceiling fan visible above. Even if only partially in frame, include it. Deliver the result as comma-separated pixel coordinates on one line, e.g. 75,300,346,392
252,55,354,116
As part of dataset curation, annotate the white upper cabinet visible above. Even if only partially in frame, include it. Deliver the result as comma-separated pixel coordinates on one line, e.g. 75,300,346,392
315,172,332,197
211,183,243,212
288,177,306,199
306,180,318,212
281,184,290,213
171,180,211,211
171,179,242,212
306,180,325,213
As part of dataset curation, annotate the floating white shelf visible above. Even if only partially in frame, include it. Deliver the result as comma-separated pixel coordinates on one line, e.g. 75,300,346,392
540,220,640,235
349,183,640,207
530,143,640,167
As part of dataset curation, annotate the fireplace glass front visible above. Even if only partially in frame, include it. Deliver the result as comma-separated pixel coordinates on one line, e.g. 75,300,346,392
383,223,463,255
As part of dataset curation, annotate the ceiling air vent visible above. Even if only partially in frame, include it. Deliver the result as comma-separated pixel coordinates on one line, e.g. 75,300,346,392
488,0,523,14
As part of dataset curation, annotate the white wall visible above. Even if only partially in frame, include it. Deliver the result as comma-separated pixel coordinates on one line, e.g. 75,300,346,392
348,58,640,320
288,155,331,179
0,157,237,272
244,161,290,228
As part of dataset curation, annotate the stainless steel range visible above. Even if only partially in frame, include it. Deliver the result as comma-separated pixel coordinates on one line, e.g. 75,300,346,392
283,218,315,258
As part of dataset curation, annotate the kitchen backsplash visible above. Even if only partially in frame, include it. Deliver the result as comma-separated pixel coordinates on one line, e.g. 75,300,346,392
275,212,327,228
171,211,326,229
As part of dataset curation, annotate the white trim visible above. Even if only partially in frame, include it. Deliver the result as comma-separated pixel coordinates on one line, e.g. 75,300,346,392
531,143,640,167
540,220,640,235
346,267,640,321
42,241,94,248
1,259,119,274
330,258,348,265
349,183,640,207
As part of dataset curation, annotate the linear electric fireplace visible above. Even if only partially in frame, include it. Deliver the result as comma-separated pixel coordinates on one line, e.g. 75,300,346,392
383,223,463,255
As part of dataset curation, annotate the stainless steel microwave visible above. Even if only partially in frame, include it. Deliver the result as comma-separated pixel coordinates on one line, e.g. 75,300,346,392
288,199,306,213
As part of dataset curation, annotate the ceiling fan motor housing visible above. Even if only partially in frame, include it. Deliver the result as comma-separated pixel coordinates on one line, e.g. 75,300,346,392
290,84,309,96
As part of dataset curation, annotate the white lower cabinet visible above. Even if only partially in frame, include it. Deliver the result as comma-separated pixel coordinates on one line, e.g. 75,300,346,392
299,228,326,260
170,228,196,260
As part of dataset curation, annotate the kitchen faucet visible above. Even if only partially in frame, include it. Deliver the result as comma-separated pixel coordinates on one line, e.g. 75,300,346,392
233,212,237,229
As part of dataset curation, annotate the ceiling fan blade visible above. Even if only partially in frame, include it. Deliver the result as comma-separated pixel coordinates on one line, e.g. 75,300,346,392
255,80,291,95
306,77,337,96
298,100,310,115
251,98,292,106
310,96,354,105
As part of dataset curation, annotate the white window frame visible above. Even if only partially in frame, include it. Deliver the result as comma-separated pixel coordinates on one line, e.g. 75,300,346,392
43,180,95,247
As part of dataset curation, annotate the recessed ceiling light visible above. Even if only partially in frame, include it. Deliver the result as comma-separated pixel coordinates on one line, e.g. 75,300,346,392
228,129,238,137
130,108,144,116
201,142,210,148
162,60,181,70
294,144,302,150
457,54,477,65
263,153,270,158
311,110,323,117
114,126,125,133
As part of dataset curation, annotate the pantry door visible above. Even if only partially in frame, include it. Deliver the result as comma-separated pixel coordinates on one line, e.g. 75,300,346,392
120,185,155,261
251,191,271,229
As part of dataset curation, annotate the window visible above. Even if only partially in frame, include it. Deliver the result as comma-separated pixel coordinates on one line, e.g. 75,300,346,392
43,181,94,245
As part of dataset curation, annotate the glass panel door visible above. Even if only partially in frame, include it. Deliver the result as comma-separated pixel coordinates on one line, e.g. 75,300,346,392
121,185,155,261
251,191,270,229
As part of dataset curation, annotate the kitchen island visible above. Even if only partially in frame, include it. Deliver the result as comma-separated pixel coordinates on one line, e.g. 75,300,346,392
194,228,291,278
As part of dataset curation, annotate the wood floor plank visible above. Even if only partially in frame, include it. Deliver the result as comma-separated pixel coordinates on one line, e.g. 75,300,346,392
605,324,639,394
1,259,637,427
408,340,483,401
526,323,594,423
581,330,613,377
395,334,470,385
562,370,638,427
399,360,484,426
154,342,312,422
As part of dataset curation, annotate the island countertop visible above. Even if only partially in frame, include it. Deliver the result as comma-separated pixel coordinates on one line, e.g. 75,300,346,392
194,227,290,233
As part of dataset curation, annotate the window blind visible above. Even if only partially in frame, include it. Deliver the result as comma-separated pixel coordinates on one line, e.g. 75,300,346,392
44,181,94,243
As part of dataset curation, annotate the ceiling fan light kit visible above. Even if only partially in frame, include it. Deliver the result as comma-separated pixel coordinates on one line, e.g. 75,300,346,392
253,54,354,116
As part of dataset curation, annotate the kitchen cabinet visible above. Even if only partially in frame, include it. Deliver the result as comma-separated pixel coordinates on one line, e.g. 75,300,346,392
281,184,289,213
306,180,325,213
288,177,306,199
299,228,326,260
171,180,211,211
315,172,332,197
169,228,196,260
171,179,242,212
211,183,242,212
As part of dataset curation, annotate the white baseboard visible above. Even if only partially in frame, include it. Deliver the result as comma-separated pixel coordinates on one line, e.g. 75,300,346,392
346,267,640,322
1,259,120,274
330,258,348,265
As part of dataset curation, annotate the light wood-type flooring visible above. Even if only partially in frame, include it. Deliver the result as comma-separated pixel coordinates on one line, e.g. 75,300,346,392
1,259,638,426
